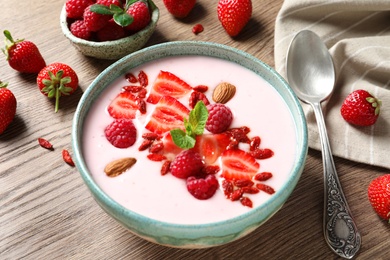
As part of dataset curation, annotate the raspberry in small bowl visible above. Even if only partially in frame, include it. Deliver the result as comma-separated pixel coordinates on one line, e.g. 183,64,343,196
60,0,159,60
72,41,308,248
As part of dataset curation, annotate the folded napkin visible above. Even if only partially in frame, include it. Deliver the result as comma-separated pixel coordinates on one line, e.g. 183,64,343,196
274,0,390,169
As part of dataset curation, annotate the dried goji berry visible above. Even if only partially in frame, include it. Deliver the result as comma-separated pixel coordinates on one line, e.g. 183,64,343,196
62,149,75,167
230,189,244,201
161,160,171,175
226,139,239,150
193,85,208,93
234,179,254,188
147,153,166,161
123,85,143,93
138,70,148,87
256,183,275,194
249,136,261,151
138,139,153,151
250,148,274,159
240,196,253,208
38,138,53,150
142,132,161,141
137,88,147,98
189,91,210,108
254,172,273,181
192,23,204,35
226,127,251,143
222,179,234,197
201,165,220,175
125,72,138,83
242,186,259,194
149,141,164,153
136,98,147,114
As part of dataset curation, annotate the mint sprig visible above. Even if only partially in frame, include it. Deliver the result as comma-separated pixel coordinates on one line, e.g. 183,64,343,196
170,101,209,149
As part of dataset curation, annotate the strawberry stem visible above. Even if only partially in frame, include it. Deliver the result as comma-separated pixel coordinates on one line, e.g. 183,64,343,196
2,30,23,60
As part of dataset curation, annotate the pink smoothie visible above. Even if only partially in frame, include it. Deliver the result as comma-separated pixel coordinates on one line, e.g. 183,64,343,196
82,55,297,225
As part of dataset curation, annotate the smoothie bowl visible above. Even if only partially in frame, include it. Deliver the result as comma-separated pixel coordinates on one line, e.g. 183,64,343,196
72,41,308,248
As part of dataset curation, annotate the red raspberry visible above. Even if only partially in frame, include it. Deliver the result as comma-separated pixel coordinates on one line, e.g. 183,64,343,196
105,119,137,148
187,174,219,200
125,1,151,32
206,103,233,134
70,20,92,40
96,0,122,7
170,150,204,179
84,5,111,32
66,0,94,19
97,20,126,41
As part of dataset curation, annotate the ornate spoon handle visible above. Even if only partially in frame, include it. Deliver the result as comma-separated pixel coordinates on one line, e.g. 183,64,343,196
312,102,361,259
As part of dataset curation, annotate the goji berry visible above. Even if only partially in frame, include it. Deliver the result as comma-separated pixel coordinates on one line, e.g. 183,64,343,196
142,132,161,140
254,172,273,181
192,24,204,35
222,179,234,197
193,85,208,93
201,165,220,175
160,160,171,175
147,153,166,161
256,183,275,194
230,189,243,201
138,70,148,87
149,141,164,153
234,179,254,188
125,72,137,83
242,186,259,194
62,149,75,167
38,138,53,150
240,196,253,208
189,91,210,109
136,98,147,114
123,85,143,93
249,136,261,151
138,139,153,151
250,148,274,159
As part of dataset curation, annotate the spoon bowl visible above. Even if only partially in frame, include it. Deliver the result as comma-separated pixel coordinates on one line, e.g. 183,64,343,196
286,30,335,103
286,30,361,259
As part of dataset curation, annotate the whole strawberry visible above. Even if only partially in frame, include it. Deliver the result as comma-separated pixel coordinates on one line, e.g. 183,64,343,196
217,0,252,37
340,89,381,126
0,81,17,134
2,30,46,74
367,174,390,223
163,0,196,18
37,63,79,112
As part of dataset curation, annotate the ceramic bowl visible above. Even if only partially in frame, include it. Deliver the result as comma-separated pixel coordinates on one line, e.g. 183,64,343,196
59,0,159,60
72,41,308,248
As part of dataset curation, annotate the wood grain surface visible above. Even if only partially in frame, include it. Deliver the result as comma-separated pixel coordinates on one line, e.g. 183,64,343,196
0,1,389,259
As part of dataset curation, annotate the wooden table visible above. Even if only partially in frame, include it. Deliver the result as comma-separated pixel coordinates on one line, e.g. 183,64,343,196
1,1,388,259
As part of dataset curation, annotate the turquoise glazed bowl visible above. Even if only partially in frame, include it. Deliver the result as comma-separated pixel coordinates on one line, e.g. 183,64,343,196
72,41,308,248
60,0,159,60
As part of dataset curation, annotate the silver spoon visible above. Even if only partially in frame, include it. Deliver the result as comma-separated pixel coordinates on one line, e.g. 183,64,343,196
286,30,361,259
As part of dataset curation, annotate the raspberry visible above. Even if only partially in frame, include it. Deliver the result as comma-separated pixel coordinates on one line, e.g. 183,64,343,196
186,174,219,200
97,20,126,41
206,103,233,134
84,5,111,32
125,1,151,32
66,0,94,19
105,119,137,148
170,150,204,179
70,20,92,40
96,0,122,7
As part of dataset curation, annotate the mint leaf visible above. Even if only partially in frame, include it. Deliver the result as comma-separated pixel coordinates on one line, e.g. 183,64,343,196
170,129,196,149
189,101,208,135
170,101,209,150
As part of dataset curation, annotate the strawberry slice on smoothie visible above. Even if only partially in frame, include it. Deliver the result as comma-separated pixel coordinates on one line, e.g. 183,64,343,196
146,71,193,104
145,95,190,134
107,91,139,119
221,149,260,181
193,133,231,165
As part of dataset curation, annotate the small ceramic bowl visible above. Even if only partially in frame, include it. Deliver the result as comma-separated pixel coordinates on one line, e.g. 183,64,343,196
59,0,159,60
72,41,308,248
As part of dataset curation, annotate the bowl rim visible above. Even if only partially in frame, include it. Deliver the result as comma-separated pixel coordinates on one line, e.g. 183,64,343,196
59,0,159,47
72,41,308,233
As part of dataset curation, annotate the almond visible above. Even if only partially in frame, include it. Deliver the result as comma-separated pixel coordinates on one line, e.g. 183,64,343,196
212,82,236,104
104,157,137,177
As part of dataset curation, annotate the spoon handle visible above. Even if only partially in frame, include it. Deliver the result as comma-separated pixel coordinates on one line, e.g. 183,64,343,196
312,102,361,259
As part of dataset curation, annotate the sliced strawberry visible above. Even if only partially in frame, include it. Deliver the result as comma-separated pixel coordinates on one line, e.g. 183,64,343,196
145,95,190,134
159,132,183,160
146,71,193,104
107,92,138,119
193,133,231,165
221,149,260,181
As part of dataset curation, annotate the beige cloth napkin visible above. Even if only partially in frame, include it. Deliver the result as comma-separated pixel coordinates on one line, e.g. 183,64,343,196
274,0,390,169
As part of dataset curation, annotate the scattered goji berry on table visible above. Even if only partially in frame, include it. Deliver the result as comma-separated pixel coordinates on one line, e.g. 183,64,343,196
38,138,53,150
62,149,75,167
